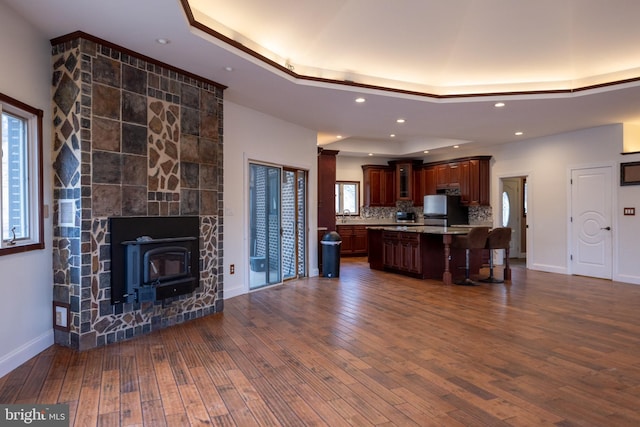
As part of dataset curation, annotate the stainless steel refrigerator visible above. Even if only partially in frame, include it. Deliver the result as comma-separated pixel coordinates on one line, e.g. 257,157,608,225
423,195,468,226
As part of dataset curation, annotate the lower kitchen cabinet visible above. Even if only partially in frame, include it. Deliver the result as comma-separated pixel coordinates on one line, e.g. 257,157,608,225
382,231,421,275
336,224,368,256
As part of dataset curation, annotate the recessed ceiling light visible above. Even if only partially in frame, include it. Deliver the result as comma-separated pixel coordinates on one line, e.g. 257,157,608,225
355,97,366,103
423,150,429,154
494,102,505,108
224,66,234,72
396,118,406,124
336,135,343,139
155,38,170,45
390,134,396,138
515,131,524,136
368,153,373,156
453,145,460,149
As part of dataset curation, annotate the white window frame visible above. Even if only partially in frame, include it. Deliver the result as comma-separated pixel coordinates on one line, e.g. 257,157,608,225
335,181,359,215
0,93,44,255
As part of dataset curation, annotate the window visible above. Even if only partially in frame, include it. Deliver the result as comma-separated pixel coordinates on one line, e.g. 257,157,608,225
335,181,359,215
502,191,510,227
1,93,44,255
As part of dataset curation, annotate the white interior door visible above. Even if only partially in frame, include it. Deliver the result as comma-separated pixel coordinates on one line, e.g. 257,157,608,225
571,166,613,279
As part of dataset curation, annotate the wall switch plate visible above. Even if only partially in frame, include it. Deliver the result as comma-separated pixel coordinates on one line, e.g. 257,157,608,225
624,207,636,215
230,264,235,274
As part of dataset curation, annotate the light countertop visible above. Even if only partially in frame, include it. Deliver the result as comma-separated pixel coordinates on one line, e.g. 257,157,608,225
366,225,473,235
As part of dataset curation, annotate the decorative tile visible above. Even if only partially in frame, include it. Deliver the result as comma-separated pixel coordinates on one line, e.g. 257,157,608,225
53,73,80,116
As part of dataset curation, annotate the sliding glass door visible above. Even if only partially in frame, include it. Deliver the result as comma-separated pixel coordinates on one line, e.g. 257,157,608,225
249,163,307,290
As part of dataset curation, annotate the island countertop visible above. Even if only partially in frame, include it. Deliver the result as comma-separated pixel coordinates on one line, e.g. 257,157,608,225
366,225,473,234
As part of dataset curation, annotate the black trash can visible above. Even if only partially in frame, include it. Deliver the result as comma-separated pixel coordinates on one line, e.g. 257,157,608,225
321,231,342,278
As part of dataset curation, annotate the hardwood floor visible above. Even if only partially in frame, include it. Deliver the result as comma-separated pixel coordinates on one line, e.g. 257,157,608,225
2,257,640,426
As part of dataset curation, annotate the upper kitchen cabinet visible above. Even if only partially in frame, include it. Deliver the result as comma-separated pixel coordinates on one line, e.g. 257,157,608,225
411,164,425,206
423,166,437,196
425,156,491,206
362,165,395,207
467,157,491,206
389,160,423,202
362,156,490,207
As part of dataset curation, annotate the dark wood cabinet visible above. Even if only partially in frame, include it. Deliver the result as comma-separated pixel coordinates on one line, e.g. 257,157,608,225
467,157,490,206
372,229,484,280
395,162,412,200
424,156,491,206
317,149,338,230
362,165,395,207
337,224,368,256
362,156,490,207
459,160,470,204
382,231,421,275
367,228,384,270
423,166,437,196
448,162,460,186
412,165,424,206
382,235,396,267
435,164,450,188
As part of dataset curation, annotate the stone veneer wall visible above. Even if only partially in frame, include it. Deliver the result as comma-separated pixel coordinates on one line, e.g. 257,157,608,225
51,35,224,350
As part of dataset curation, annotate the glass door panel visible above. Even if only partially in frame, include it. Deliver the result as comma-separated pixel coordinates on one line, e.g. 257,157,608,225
249,163,281,289
282,168,307,280
296,170,306,277
282,170,296,279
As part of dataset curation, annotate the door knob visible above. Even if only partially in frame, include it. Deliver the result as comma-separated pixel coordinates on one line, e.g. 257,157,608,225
601,226,611,230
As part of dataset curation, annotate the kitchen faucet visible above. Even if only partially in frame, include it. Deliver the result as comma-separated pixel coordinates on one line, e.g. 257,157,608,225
342,209,350,222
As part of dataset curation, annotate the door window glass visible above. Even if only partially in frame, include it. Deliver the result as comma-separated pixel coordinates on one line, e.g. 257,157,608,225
502,191,510,227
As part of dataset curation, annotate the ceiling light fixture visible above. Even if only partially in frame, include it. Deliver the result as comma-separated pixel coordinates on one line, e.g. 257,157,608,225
155,38,170,45
336,135,343,139
368,153,373,156
396,118,406,124
355,97,366,103
494,102,505,108
390,134,396,138
453,145,460,149
224,66,234,72
515,131,524,136
423,150,429,154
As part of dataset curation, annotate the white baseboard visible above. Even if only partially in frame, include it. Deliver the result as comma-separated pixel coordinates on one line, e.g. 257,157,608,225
0,330,54,378
530,263,567,275
615,274,640,285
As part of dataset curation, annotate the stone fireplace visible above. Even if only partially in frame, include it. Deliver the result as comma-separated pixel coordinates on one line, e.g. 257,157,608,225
51,33,225,350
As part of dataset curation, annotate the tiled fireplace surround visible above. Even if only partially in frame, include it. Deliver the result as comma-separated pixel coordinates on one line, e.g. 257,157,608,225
51,33,225,350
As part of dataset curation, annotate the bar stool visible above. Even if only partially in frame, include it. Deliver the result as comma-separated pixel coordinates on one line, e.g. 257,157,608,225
451,226,490,286
480,227,512,283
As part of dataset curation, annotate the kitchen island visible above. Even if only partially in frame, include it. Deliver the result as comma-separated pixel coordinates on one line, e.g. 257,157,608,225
367,226,484,285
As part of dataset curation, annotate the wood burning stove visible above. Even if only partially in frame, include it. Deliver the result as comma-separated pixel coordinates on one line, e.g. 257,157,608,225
110,217,200,304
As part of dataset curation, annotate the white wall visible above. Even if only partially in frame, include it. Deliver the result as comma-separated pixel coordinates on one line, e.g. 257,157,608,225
0,3,54,377
488,124,640,283
223,101,318,298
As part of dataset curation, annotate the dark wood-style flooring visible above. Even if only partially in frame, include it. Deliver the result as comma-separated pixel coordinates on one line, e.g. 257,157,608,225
2,257,640,426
